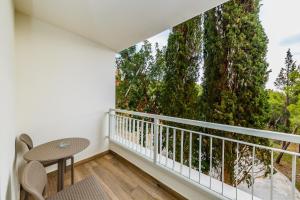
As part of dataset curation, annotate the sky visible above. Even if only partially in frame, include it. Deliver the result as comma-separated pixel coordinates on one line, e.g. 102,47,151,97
139,0,300,90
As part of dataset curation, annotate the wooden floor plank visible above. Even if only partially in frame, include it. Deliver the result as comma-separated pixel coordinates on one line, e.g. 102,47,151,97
46,152,184,200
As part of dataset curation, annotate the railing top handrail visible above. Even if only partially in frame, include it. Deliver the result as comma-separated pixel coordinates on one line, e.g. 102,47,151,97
110,108,300,144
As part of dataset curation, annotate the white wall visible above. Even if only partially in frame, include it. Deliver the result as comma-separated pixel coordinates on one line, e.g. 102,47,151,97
0,0,16,200
15,12,115,166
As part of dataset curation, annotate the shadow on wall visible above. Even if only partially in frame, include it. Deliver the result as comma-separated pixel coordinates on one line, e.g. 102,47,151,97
11,135,29,200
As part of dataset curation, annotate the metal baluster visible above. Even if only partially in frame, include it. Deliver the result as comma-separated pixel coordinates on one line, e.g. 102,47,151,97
252,146,255,200
133,119,136,150
115,116,118,140
117,116,120,142
123,117,127,145
129,118,132,148
125,117,128,145
137,120,140,151
210,137,212,189
116,116,119,140
122,117,125,144
146,122,149,157
151,123,154,159
108,112,112,139
154,119,159,164
173,129,176,170
166,127,169,167
160,126,163,164
199,135,202,184
270,150,273,200
180,130,184,174
189,132,192,179
292,155,296,200
222,139,225,195
236,143,239,200
119,116,122,143
127,118,129,145
141,120,144,153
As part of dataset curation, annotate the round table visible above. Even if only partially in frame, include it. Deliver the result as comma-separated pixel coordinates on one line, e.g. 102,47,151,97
24,137,89,191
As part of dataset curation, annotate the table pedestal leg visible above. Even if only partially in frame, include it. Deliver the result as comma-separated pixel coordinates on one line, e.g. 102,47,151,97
57,159,65,192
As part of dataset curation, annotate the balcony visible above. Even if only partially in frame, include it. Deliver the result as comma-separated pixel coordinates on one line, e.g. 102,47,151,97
2,0,300,200
108,109,300,200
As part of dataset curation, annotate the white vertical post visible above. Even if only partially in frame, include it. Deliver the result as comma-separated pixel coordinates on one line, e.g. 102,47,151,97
189,132,192,179
146,122,149,156
125,117,128,145
166,127,169,167
209,137,212,189
270,150,273,200
129,118,132,148
108,110,115,139
159,126,163,164
116,116,119,140
122,117,125,144
199,134,202,184
252,146,255,200
137,120,140,151
222,139,225,195
154,118,159,164
141,120,144,153
151,123,154,159
173,129,176,170
133,119,136,150
292,155,296,200
236,143,239,200
180,130,184,174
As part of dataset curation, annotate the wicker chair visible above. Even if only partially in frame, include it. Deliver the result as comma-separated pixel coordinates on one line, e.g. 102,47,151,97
19,133,74,184
21,161,109,200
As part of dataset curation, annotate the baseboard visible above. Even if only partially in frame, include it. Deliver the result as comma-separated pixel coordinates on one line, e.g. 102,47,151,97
74,150,111,167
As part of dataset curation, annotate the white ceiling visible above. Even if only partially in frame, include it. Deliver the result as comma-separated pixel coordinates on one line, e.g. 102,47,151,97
14,0,228,52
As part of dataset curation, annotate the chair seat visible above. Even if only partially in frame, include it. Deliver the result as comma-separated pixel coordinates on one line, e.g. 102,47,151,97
47,176,109,200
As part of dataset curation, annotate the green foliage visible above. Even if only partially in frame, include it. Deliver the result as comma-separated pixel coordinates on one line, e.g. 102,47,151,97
288,95,300,132
267,90,287,131
116,41,166,113
272,49,299,132
160,15,202,120
275,49,297,91
201,0,270,185
287,70,300,133
288,70,300,99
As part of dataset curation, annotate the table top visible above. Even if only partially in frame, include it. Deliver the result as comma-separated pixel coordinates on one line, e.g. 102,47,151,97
24,138,89,162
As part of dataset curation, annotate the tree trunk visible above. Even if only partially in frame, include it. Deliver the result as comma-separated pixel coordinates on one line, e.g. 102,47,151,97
224,167,234,185
276,125,298,164
275,142,291,164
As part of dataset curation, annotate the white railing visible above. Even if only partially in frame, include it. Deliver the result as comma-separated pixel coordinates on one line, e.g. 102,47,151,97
108,108,300,200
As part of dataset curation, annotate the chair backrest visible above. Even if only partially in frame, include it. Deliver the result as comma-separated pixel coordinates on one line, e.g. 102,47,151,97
20,133,34,150
21,161,47,200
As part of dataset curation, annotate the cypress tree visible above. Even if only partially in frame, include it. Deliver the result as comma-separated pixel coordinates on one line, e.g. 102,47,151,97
274,49,297,132
160,15,202,119
160,15,203,167
274,49,298,163
202,0,270,185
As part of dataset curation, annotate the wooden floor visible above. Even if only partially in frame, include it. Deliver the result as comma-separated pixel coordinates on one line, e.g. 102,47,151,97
47,152,185,200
